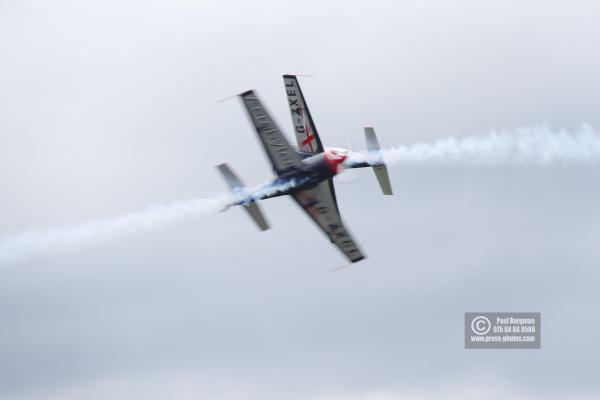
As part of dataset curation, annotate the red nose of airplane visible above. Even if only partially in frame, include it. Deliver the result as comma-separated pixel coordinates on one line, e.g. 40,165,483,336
324,149,348,174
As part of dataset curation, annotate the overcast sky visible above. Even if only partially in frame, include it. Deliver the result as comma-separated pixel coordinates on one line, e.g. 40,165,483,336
1,1,599,399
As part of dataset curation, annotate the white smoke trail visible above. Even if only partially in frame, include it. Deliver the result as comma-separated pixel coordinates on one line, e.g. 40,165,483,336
0,179,314,265
0,194,234,265
347,125,600,166
2,125,598,265
0,177,311,266
236,176,311,204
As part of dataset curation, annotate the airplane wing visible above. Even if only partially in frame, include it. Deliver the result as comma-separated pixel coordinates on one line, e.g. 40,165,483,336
283,75,324,154
240,90,302,175
291,180,365,263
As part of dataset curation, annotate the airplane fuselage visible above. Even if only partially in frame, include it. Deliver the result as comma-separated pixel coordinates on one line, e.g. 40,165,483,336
218,78,391,263
231,148,349,206
271,148,347,194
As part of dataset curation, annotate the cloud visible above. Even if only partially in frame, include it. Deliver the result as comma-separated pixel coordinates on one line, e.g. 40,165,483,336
1,1,600,399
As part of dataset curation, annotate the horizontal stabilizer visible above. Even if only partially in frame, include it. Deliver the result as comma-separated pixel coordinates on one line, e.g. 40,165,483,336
364,127,393,195
373,164,393,195
242,201,270,231
217,163,270,230
217,163,244,190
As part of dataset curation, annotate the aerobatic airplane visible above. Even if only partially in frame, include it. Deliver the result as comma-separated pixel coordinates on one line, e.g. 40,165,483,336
218,75,393,263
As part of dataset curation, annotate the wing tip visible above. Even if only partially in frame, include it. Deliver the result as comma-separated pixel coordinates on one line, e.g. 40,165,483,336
330,255,366,271
283,73,315,79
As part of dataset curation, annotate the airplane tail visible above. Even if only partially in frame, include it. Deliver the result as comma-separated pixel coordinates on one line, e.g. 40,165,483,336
364,127,393,195
216,163,270,231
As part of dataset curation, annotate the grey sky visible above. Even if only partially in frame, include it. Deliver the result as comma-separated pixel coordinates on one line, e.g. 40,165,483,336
1,1,599,399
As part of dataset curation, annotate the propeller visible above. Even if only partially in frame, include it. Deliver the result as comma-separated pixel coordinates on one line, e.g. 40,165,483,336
336,139,360,183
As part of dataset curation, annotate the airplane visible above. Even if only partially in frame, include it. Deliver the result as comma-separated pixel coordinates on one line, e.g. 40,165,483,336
217,75,393,263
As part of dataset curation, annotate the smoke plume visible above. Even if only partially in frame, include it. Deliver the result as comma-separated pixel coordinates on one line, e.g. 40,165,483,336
347,125,600,167
1,125,598,265
0,194,235,265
